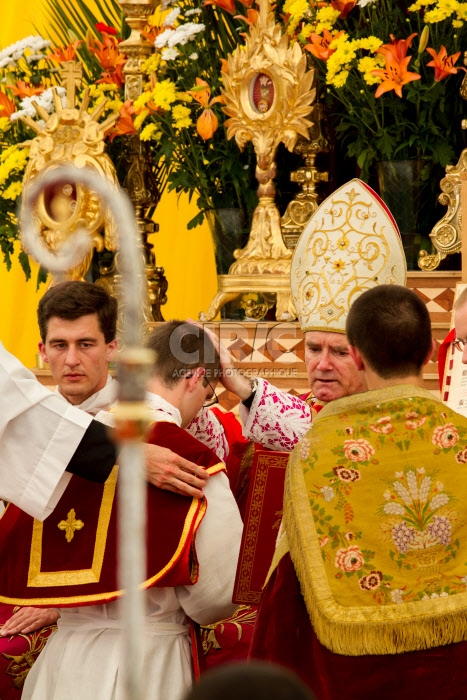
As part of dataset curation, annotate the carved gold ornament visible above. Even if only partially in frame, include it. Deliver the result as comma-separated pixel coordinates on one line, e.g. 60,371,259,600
420,51,467,271
20,61,120,283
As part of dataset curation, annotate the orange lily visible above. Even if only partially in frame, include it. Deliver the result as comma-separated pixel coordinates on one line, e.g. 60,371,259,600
5,81,44,99
330,0,356,19
377,33,417,62
0,91,16,118
204,0,236,14
305,29,343,61
372,53,421,98
426,46,464,82
238,0,255,6
50,40,83,64
108,100,137,141
220,58,229,75
88,32,126,88
187,78,225,140
234,8,259,24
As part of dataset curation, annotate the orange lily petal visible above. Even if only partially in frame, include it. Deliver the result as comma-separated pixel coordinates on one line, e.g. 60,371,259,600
187,78,211,107
426,46,463,82
0,91,16,118
5,81,44,99
378,33,417,62
330,0,356,19
196,108,218,140
305,30,342,61
220,58,229,74
108,100,137,141
204,0,236,13
372,54,421,98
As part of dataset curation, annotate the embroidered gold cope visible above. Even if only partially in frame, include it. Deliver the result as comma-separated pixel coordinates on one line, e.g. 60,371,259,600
276,385,467,655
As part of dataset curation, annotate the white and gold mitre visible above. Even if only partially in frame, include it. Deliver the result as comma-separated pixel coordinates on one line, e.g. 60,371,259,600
291,179,407,333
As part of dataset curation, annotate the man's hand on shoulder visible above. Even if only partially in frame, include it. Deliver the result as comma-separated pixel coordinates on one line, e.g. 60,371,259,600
0,607,60,636
144,443,209,498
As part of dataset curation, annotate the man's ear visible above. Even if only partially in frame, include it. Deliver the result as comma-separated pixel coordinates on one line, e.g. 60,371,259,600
38,341,49,364
106,338,118,362
185,366,205,393
423,339,436,367
348,345,365,371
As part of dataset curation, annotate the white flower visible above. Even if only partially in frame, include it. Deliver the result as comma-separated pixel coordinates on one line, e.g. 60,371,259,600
419,476,431,503
383,502,405,516
430,593,439,599
163,7,181,26
189,52,198,60
357,0,378,6
440,592,449,597
168,23,205,47
321,486,335,503
299,438,310,460
390,589,404,604
417,468,425,475
0,57,16,69
429,493,450,511
395,471,404,479
393,481,413,506
26,53,46,64
383,490,392,501
406,471,418,501
161,47,180,61
11,86,66,122
185,8,202,15
155,28,175,48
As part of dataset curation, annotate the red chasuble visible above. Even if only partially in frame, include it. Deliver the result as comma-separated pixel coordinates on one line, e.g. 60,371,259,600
0,422,224,608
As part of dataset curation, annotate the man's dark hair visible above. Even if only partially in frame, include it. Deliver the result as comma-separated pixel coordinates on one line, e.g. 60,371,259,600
37,281,117,343
145,321,220,386
183,661,314,700
346,285,432,379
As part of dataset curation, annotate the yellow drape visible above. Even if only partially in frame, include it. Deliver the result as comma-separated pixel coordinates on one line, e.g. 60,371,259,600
0,1,218,367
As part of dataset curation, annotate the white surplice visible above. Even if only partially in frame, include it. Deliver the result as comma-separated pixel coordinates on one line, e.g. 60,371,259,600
0,342,92,520
23,391,243,700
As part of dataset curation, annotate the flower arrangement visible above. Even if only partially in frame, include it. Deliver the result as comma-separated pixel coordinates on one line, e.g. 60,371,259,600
280,0,467,179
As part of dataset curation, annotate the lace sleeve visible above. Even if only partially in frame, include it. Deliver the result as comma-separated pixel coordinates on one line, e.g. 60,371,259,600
186,407,230,462
239,378,311,452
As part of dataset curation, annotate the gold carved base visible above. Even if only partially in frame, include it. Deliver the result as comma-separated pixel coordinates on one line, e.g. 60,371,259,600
199,274,297,322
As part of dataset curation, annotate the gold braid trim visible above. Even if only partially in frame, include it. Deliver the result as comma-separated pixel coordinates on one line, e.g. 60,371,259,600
285,443,467,656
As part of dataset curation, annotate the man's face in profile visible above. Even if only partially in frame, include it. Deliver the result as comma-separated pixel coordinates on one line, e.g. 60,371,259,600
39,313,117,405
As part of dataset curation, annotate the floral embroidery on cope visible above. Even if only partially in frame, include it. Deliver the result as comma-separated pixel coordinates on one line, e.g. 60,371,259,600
301,393,467,606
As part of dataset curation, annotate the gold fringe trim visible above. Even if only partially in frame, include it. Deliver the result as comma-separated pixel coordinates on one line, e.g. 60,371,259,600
284,444,467,656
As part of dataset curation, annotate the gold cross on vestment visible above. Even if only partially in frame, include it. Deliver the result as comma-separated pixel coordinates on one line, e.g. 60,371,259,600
61,61,83,109
58,508,84,542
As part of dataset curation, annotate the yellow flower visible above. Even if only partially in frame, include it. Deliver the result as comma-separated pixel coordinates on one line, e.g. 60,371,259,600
333,258,346,271
133,91,153,111
0,117,11,133
328,70,349,88
437,0,459,11
151,79,178,110
456,3,467,18
283,0,309,33
300,24,314,39
316,6,341,23
0,145,17,163
0,148,28,187
2,181,22,200
453,17,463,25
424,7,449,20
172,104,192,129
357,56,382,74
134,108,150,131
358,36,383,53
142,54,161,74
139,123,158,141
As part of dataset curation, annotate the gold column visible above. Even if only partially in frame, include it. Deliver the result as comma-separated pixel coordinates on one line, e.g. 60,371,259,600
117,0,168,321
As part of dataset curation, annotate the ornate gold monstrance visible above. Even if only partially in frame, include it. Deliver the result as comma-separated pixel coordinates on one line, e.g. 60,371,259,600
20,62,120,283
200,0,315,321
